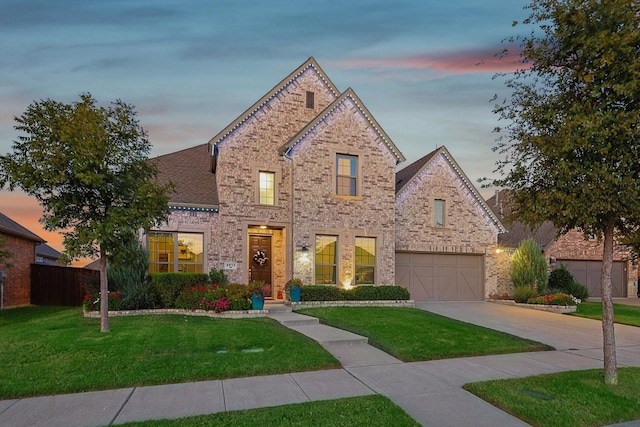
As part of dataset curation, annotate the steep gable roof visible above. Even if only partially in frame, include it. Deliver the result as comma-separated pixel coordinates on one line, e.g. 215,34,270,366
152,144,219,210
208,57,340,147
278,88,406,164
396,147,505,233
0,212,45,243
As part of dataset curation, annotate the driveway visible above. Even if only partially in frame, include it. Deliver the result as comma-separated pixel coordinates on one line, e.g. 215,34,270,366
415,301,640,357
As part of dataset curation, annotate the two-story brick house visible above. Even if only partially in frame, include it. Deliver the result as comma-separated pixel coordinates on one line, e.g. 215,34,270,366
150,57,504,300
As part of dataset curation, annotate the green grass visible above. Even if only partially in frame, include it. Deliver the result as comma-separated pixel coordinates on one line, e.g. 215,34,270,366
115,395,420,427
464,368,640,427
0,306,340,399
296,307,552,361
572,302,640,327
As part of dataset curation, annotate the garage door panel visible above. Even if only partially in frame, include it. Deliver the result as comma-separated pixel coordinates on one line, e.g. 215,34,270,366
559,260,626,298
396,252,484,301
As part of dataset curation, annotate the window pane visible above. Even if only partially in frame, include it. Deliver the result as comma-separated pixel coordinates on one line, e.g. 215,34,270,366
148,232,203,274
336,155,357,196
355,237,375,285
315,235,337,285
259,171,275,205
434,199,445,227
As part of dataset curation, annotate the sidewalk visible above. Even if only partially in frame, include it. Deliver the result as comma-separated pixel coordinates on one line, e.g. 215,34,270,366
1,302,639,427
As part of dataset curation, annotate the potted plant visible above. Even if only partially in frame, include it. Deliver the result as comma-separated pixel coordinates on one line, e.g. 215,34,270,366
248,280,266,310
284,278,303,302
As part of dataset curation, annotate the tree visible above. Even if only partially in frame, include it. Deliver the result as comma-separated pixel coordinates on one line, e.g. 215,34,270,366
510,238,548,290
491,0,640,385
0,94,173,332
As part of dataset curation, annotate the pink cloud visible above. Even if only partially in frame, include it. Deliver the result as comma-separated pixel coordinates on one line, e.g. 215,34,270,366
334,48,524,76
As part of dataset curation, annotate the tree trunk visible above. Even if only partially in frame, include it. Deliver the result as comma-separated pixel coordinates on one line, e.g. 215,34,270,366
99,249,110,333
601,220,617,385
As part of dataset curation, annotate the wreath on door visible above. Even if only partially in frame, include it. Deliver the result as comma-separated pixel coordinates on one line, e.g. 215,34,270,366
253,250,268,267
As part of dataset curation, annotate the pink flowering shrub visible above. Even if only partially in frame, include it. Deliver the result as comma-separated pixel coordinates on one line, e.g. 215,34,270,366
83,291,123,311
174,284,247,312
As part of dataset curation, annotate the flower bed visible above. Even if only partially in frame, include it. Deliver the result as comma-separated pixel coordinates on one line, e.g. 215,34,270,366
83,307,268,319
289,300,415,310
488,299,577,314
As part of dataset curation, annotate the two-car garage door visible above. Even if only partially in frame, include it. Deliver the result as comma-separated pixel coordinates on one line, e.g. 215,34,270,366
558,260,626,298
396,252,484,301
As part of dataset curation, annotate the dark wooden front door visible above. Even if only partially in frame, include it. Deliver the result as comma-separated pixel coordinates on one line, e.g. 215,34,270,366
249,235,272,297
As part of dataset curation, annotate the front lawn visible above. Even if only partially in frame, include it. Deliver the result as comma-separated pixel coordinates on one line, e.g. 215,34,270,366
572,302,640,327
296,307,552,361
464,368,640,427
117,395,420,427
0,306,340,399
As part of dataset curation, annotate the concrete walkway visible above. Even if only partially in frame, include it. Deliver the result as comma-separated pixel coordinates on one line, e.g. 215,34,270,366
2,302,640,427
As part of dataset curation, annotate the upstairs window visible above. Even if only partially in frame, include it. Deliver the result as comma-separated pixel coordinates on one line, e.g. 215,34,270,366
259,171,275,205
336,154,358,196
434,199,445,227
306,91,315,109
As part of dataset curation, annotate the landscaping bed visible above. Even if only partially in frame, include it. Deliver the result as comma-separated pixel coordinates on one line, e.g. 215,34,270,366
488,299,577,314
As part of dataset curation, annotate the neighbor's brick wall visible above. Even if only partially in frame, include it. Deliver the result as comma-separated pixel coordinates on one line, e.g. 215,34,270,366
1,232,37,307
395,153,501,297
214,66,338,286
290,96,398,285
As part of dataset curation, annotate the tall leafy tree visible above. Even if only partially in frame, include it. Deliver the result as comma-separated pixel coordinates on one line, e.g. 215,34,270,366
492,0,640,384
0,94,173,332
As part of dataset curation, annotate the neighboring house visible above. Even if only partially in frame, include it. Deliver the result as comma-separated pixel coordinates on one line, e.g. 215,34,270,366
487,189,636,298
0,212,45,308
36,243,65,266
150,57,504,300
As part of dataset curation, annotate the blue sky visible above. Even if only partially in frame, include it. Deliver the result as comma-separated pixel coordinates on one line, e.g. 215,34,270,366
0,0,529,257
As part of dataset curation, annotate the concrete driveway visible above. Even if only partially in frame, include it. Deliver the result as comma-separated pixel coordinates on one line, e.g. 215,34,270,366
415,301,640,365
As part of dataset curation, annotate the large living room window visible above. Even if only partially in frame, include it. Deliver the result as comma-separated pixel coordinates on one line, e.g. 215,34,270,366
259,171,275,205
336,154,358,196
148,231,204,273
355,237,375,285
315,235,337,285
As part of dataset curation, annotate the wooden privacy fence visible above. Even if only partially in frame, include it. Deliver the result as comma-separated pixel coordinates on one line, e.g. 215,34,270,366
31,264,99,306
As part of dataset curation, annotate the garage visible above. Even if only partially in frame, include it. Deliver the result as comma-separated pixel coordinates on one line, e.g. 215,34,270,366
558,260,626,298
396,252,484,301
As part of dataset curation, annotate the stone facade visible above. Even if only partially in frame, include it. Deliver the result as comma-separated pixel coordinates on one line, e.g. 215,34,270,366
153,58,504,301
395,150,503,297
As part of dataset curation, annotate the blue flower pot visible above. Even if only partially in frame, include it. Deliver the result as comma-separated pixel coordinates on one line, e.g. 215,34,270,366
251,294,264,310
289,285,301,302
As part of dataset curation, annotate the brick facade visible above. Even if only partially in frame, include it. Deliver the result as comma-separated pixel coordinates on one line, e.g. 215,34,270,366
1,233,37,307
395,151,502,297
154,58,503,300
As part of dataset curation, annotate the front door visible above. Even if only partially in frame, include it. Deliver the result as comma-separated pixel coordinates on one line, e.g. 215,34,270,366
249,235,272,297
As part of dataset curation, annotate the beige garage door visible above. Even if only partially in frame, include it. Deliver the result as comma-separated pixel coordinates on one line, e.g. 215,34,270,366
396,252,484,301
558,260,626,297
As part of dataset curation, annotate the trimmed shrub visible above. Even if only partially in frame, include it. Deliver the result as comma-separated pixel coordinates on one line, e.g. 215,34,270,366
566,281,589,301
346,285,411,301
548,264,574,290
300,285,410,302
511,238,548,290
150,273,210,308
513,286,538,303
175,284,227,312
301,285,344,301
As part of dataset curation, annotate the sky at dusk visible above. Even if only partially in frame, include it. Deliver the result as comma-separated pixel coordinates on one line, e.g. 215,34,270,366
0,0,530,263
